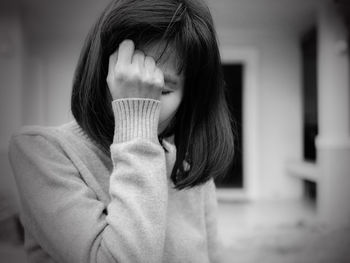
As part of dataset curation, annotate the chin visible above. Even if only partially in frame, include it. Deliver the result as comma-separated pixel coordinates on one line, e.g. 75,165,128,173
157,126,166,136
158,120,168,132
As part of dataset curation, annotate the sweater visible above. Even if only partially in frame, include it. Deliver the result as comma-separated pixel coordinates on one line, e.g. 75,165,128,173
8,99,222,263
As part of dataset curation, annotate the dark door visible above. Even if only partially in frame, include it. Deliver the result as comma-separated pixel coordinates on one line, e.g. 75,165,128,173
215,64,244,188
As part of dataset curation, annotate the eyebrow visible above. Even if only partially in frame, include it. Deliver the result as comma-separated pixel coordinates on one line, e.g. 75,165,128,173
163,73,180,85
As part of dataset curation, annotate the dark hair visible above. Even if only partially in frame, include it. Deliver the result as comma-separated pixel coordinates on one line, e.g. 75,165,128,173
71,0,235,190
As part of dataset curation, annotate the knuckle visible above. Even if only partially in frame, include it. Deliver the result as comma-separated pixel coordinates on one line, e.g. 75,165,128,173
153,77,164,89
155,72,164,86
141,73,161,87
115,66,136,81
138,76,151,87
129,69,141,81
145,56,155,64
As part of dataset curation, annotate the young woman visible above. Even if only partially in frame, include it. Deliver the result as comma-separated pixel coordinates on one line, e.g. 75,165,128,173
9,0,234,262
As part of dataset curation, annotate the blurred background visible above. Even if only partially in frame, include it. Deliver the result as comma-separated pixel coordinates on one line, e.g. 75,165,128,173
1,0,350,262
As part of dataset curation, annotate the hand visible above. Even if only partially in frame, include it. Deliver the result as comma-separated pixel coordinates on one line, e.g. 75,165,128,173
107,40,164,101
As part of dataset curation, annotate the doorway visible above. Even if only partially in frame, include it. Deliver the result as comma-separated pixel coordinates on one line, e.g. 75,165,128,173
215,64,244,188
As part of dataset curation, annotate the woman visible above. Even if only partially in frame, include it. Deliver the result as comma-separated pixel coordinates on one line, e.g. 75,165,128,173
9,0,234,262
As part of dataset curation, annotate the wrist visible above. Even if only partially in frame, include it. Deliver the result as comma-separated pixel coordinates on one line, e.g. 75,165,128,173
112,98,160,143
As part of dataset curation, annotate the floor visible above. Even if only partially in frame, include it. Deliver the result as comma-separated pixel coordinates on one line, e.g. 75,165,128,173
217,199,350,263
1,199,350,263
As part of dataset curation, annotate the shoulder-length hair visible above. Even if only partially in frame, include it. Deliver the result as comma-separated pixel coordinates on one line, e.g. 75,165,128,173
71,0,235,190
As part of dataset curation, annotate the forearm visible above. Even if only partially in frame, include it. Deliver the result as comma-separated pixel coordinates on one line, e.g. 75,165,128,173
100,98,168,262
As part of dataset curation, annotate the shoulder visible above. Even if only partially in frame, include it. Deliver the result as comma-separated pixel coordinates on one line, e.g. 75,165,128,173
8,122,87,187
10,124,59,148
8,121,106,177
8,122,80,164
9,121,82,148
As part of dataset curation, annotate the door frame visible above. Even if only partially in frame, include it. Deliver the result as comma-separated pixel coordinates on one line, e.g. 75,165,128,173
217,46,260,201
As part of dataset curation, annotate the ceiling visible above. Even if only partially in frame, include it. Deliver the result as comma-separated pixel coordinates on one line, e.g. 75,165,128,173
10,0,319,40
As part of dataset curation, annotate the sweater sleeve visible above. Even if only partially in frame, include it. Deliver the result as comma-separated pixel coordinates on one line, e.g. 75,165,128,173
8,99,168,263
205,179,223,263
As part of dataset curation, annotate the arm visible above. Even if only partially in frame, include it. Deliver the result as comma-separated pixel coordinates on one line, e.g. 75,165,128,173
8,99,168,263
205,179,223,263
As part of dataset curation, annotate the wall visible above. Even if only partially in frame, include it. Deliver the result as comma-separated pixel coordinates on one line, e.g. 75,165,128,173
0,3,23,218
23,38,82,126
218,28,303,199
20,0,106,126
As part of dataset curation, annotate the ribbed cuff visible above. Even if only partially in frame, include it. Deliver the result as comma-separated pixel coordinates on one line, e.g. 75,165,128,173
112,99,160,143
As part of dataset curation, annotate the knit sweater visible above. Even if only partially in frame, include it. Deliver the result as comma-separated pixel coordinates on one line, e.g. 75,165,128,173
8,99,222,263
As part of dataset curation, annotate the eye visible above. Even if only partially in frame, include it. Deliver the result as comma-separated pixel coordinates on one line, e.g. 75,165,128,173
161,90,173,96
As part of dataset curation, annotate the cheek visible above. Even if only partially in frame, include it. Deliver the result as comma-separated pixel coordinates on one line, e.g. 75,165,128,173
159,92,182,124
